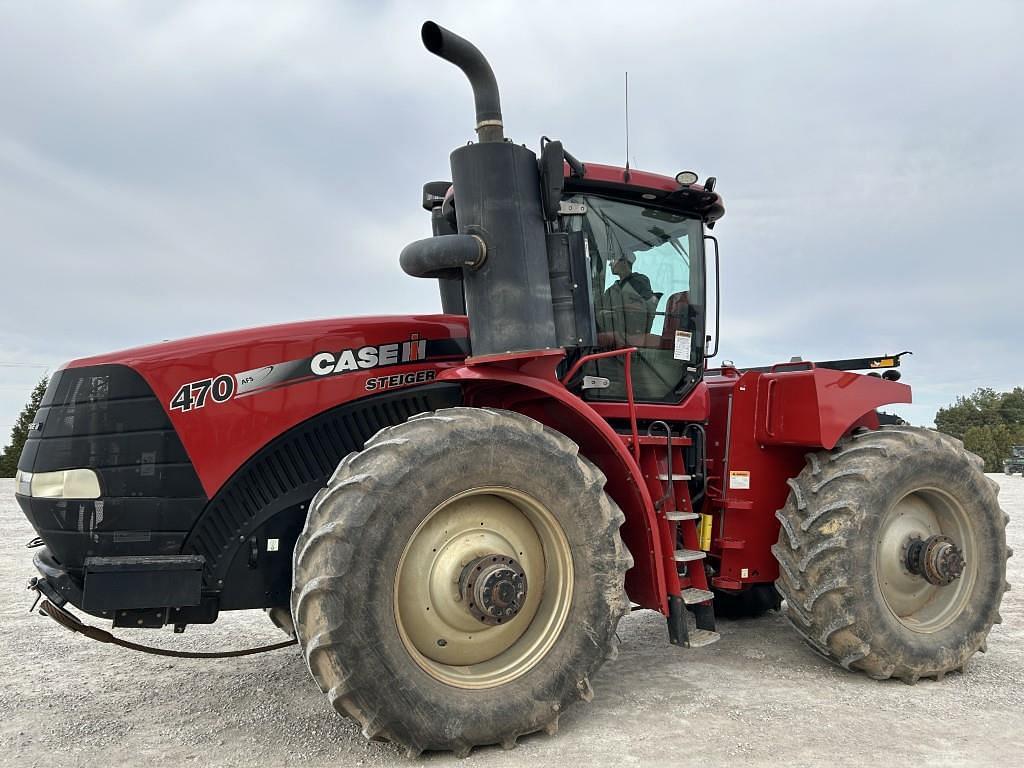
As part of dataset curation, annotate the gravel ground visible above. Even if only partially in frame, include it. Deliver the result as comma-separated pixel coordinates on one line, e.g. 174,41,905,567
1,475,1021,767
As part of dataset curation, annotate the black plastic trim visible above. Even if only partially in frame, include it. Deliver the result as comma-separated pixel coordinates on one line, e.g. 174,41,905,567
183,383,463,592
17,364,207,572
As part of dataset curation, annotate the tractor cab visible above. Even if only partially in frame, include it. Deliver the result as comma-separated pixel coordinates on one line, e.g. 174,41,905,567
564,192,702,402
419,158,724,404
558,165,722,403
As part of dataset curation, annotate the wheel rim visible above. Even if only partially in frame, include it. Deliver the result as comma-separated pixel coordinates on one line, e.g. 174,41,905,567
875,487,978,633
394,487,574,689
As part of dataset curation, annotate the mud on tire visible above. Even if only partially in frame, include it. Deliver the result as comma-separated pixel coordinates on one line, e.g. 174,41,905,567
772,426,1010,683
290,407,632,756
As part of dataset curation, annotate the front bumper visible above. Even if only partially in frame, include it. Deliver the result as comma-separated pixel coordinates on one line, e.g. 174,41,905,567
30,546,216,628
32,547,83,607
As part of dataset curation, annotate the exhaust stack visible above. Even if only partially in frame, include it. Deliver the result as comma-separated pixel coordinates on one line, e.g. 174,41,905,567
401,22,556,358
420,21,504,143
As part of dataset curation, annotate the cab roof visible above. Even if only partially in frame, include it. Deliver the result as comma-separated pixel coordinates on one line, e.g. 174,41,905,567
564,162,725,223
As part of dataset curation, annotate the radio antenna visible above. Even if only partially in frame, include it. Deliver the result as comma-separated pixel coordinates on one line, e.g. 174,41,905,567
624,71,631,181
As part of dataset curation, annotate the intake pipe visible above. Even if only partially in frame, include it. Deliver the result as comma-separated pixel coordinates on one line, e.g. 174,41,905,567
400,234,486,280
421,21,504,143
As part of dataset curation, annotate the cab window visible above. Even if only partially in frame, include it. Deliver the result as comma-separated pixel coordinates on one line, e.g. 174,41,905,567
563,194,705,402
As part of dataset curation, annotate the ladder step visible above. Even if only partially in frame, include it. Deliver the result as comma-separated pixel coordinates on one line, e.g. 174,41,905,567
666,511,700,521
673,549,706,563
685,629,721,648
657,473,692,481
681,587,714,604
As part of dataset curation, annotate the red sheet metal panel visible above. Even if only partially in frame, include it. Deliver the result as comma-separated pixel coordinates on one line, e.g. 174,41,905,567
756,368,911,449
704,367,911,589
64,315,471,497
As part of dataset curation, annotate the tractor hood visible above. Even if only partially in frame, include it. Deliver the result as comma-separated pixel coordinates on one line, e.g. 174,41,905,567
52,315,470,496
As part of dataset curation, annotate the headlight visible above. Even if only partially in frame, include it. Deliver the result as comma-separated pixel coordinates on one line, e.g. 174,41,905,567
15,469,101,499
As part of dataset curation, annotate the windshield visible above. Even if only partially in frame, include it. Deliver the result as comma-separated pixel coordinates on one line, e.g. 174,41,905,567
563,194,705,403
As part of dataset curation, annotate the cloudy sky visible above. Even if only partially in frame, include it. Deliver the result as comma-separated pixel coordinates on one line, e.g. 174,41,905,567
1,0,1021,437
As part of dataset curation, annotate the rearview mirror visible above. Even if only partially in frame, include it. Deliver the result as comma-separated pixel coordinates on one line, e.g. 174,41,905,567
539,139,565,221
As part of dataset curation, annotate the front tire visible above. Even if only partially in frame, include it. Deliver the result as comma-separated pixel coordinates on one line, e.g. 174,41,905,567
291,407,631,756
773,426,1009,683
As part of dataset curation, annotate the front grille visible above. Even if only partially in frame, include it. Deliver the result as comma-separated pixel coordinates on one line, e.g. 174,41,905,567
17,364,207,568
20,365,204,499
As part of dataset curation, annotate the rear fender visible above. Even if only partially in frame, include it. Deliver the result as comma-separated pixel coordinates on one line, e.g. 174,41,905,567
437,360,667,613
702,367,912,590
755,368,912,449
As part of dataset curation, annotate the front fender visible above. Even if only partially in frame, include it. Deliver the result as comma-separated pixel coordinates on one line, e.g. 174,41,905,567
436,359,668,613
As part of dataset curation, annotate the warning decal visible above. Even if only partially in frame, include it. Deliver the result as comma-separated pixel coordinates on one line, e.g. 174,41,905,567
673,330,692,361
729,470,751,490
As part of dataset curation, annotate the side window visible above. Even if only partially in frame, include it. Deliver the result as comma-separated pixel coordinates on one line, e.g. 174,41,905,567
625,239,694,339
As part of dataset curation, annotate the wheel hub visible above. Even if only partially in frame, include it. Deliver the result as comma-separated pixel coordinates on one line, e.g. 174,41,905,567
905,535,965,586
876,488,977,633
460,555,528,624
393,486,574,688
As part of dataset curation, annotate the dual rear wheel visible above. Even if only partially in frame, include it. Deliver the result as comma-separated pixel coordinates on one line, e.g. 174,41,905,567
773,426,1009,682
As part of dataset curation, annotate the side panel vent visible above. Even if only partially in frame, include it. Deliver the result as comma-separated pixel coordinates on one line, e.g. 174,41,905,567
184,384,462,586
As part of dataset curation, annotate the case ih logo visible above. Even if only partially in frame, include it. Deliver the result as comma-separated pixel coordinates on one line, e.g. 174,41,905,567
310,334,427,376
169,333,467,414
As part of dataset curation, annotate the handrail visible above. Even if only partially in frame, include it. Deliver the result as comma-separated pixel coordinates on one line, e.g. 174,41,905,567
560,346,637,383
560,346,641,462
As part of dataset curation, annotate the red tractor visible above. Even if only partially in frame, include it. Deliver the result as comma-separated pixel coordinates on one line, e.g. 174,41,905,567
17,22,1008,757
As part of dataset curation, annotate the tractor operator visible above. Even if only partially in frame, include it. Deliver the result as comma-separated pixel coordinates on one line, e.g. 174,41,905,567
597,251,658,347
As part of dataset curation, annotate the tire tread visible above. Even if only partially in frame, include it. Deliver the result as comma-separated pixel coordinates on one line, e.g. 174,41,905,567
291,406,631,756
774,426,1009,681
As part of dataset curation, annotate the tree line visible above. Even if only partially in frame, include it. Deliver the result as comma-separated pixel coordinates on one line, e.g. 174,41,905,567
934,387,1024,472
0,376,47,478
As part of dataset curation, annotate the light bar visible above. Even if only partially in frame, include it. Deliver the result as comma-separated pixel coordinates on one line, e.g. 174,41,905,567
15,469,102,499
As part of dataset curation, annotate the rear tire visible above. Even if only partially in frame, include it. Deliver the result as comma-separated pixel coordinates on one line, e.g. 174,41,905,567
772,426,1009,682
291,407,631,756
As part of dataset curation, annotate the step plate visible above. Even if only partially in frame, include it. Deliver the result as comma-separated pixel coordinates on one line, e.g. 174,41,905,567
681,587,714,604
673,549,706,563
666,511,699,521
685,629,721,648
